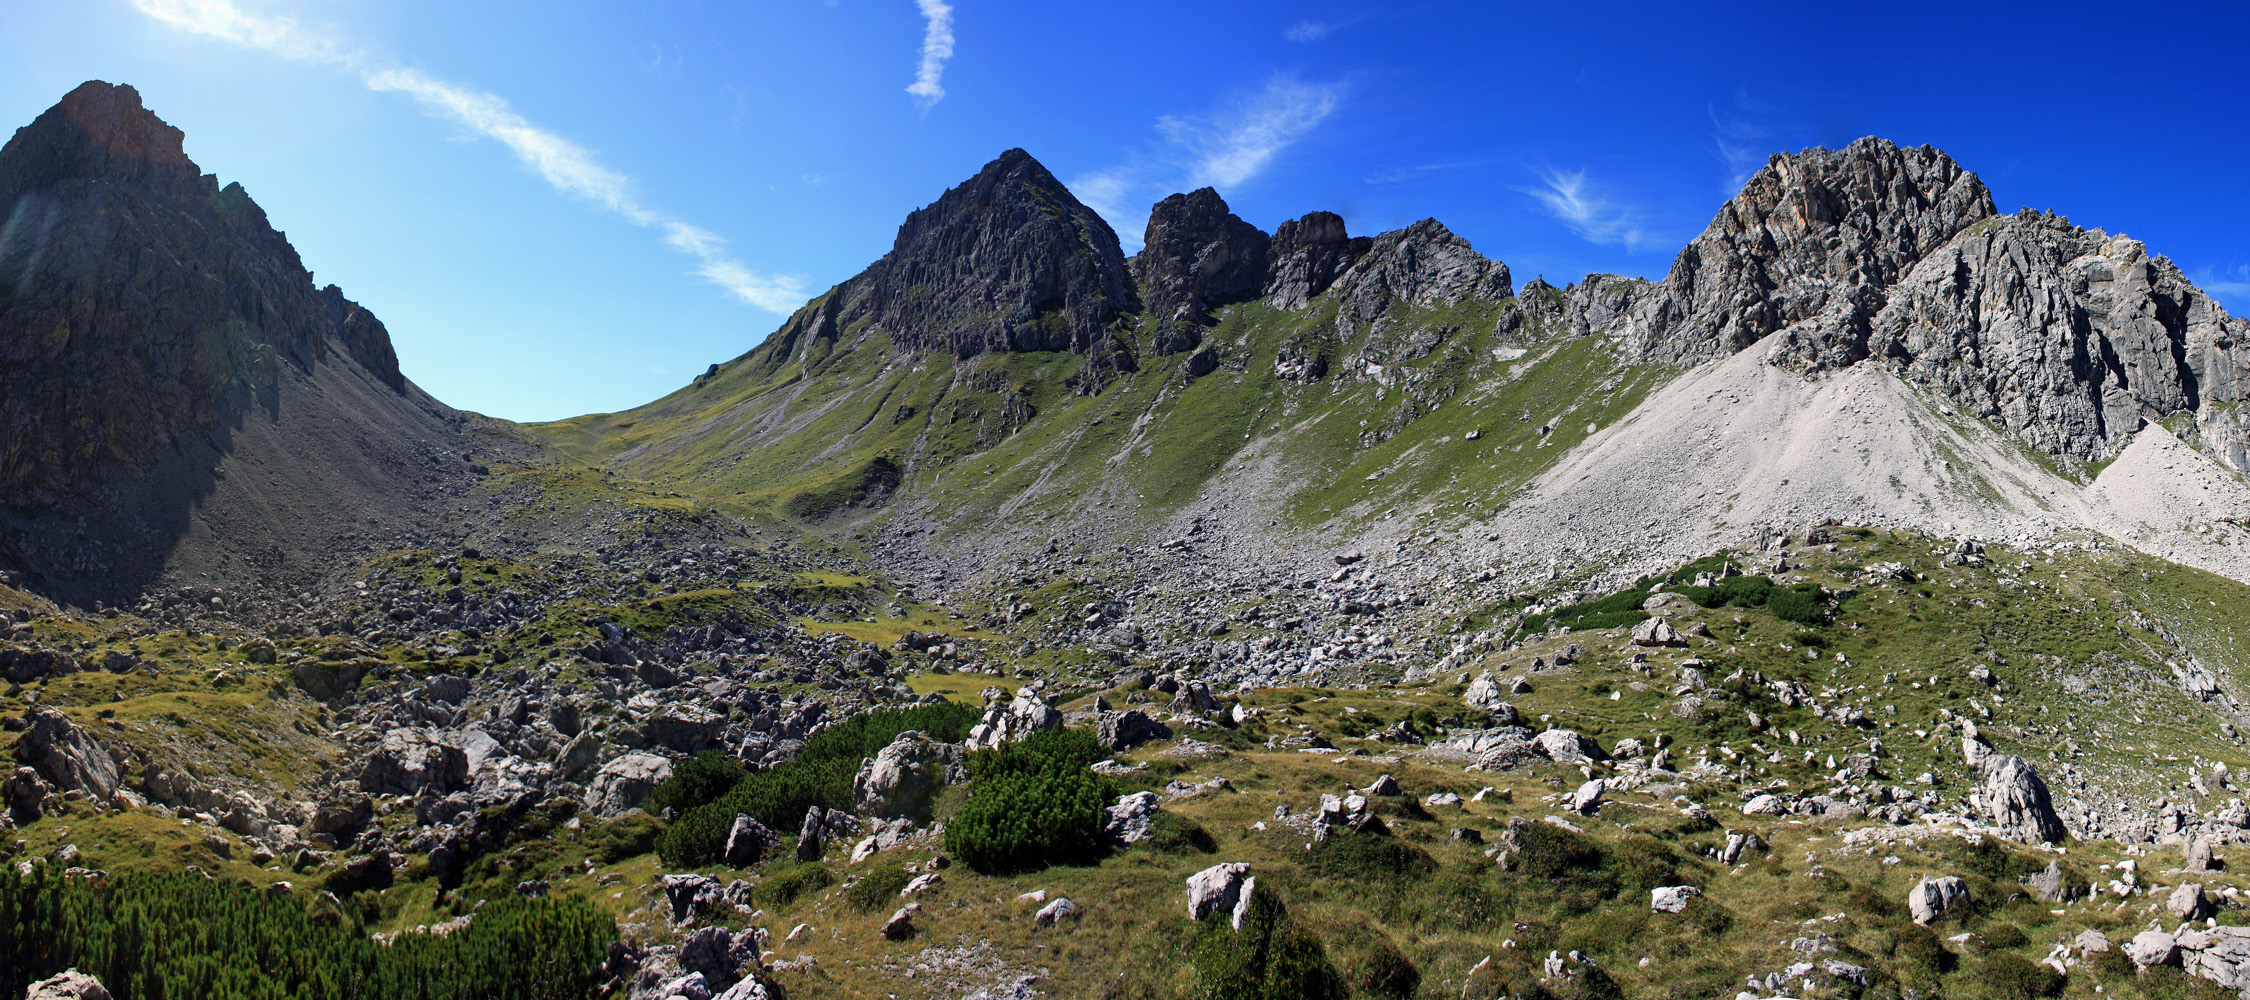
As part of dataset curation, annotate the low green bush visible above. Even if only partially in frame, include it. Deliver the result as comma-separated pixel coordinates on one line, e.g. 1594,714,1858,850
1350,940,1420,1000
944,727,1115,874
644,750,746,817
1142,811,1219,855
845,865,912,912
1190,886,1345,1000
657,700,981,867
1963,952,2062,1000
1304,834,1437,884
759,862,834,910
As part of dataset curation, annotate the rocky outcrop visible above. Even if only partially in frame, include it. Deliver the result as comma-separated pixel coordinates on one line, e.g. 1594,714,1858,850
966,687,1062,749
1094,709,1170,751
850,730,959,819
1327,219,1512,337
1979,754,2066,845
1263,211,1370,311
24,969,110,1000
585,752,674,819
16,707,118,802
1106,790,1160,844
1133,188,1269,355
1907,875,1968,924
1185,862,1251,922
722,815,781,868
753,149,1137,384
357,730,470,798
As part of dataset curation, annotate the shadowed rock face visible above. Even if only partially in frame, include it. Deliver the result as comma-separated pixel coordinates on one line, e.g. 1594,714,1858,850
1133,187,1270,356
0,81,480,604
757,149,1138,387
1263,211,1370,311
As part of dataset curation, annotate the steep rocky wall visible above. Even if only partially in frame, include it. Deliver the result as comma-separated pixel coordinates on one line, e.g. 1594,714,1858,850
0,82,489,604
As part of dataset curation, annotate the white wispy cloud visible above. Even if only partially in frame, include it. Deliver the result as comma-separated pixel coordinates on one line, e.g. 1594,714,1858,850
906,0,955,110
1284,20,1334,42
1076,75,1344,249
1525,169,1655,252
2195,264,2250,301
1159,77,1341,189
1708,90,1789,194
129,0,806,313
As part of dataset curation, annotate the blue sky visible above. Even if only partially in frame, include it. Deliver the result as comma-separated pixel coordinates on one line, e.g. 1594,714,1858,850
3,1,2246,422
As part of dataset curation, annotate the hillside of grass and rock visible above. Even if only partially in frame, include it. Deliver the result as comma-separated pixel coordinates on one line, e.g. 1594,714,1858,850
3,80,2250,1000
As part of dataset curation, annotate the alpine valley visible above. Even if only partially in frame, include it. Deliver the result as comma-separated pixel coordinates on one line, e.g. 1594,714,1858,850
3,81,2250,1000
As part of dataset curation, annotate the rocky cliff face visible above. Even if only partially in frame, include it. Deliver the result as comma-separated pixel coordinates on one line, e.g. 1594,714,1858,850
1132,188,1269,356
1262,211,1370,311
0,82,485,603
1326,218,1512,340
1870,211,2247,461
1624,137,1996,368
1616,136,2247,464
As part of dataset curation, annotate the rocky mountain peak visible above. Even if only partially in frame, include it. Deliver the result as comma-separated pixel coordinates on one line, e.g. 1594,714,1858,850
1132,187,1270,356
1263,211,1369,310
1629,137,1996,366
1327,217,1511,334
0,81,197,195
849,147,1135,361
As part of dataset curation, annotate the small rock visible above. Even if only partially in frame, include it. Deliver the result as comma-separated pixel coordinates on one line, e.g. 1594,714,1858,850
1907,876,1968,925
2168,882,2213,922
1034,897,1077,926
882,903,921,940
1650,886,1702,913
2128,930,2180,968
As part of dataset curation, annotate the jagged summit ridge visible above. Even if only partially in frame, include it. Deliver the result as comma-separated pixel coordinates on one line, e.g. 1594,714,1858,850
1626,136,1997,367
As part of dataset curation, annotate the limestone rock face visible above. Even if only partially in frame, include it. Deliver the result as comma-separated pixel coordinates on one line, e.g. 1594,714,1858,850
16,707,117,801
1262,211,1370,311
851,730,960,819
585,752,674,819
1626,137,1995,367
1133,188,1270,355
1611,135,2247,466
1907,875,1969,924
1866,213,2249,461
0,81,475,603
757,149,1137,385
1979,754,2066,845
